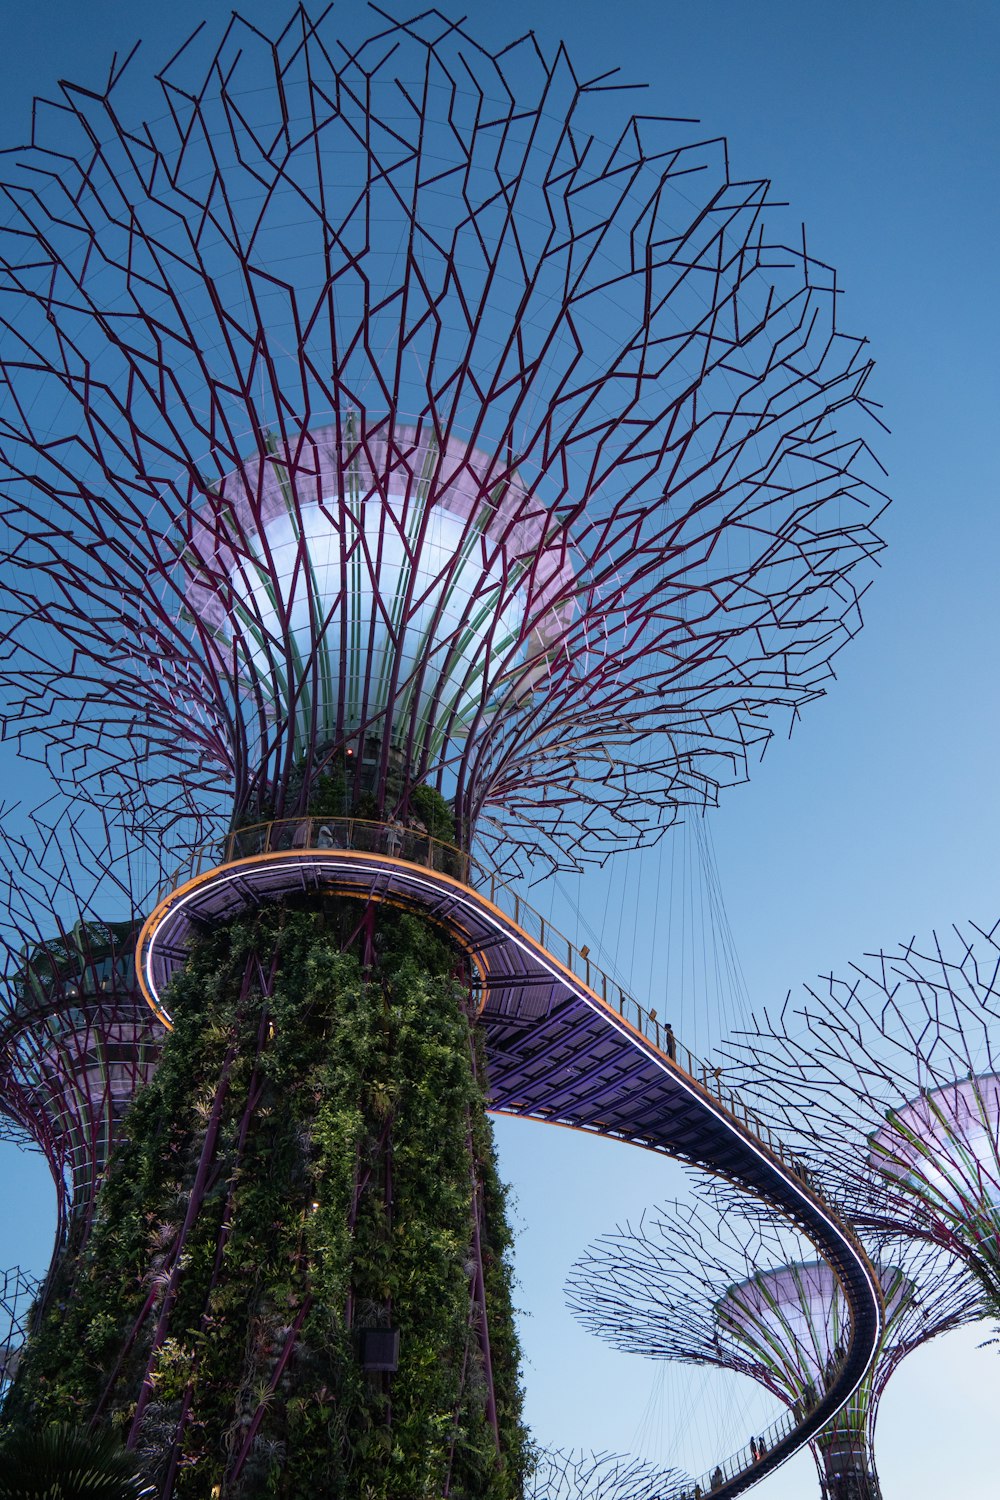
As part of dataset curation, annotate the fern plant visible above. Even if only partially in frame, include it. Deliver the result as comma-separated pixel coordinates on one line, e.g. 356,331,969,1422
0,1425,154,1500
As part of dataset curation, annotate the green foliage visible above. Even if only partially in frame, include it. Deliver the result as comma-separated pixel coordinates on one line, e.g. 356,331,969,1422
350,791,379,822
0,1424,154,1499
5,900,526,1499
305,767,348,817
235,738,459,846
408,784,456,843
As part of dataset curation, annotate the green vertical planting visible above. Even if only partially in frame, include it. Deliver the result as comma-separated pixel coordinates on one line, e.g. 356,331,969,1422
4,900,527,1500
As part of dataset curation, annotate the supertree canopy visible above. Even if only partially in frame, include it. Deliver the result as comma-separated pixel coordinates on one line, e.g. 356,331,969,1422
566,1193,982,1500
0,5,885,869
719,922,1000,1318
0,8,888,1499
868,1075,1000,1263
0,811,164,1255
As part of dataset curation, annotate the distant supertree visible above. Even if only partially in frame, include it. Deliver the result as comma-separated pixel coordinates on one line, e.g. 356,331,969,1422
0,7,886,1496
527,1449,686,1500
0,808,164,1257
719,923,1000,1317
566,1194,981,1499
0,1268,40,1406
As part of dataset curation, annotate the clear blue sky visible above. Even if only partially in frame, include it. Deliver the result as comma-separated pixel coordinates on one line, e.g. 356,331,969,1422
0,3,997,1495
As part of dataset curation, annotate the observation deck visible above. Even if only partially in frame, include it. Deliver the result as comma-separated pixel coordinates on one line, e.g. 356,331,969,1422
136,818,882,1499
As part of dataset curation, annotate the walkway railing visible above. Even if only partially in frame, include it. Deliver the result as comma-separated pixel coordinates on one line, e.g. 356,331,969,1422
471,868,817,1185
153,817,469,901
224,815,471,880
667,1382,840,1500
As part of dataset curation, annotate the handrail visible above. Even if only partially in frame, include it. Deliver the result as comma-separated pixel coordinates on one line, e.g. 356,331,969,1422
472,866,811,1181
665,1377,844,1500
154,816,470,903
226,816,472,881
468,867,865,1497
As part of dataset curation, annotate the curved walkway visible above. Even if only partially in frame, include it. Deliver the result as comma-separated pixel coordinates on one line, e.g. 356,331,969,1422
136,819,883,1499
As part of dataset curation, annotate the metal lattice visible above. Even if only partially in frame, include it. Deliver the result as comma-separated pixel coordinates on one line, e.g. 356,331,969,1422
527,1449,688,1500
0,5,885,875
717,922,1000,1311
0,10,893,1493
0,1265,40,1406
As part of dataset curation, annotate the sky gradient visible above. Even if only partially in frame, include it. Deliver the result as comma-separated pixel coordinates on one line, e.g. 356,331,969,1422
0,3,997,1495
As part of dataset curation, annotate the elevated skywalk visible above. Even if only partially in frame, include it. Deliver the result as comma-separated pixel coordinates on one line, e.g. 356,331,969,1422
136,819,883,1499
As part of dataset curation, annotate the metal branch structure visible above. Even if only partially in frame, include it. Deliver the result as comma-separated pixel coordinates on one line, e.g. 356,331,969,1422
719,922,1000,1314
0,5,885,873
567,1194,981,1499
0,7,889,1497
0,1267,40,1407
527,1449,687,1500
0,809,165,1256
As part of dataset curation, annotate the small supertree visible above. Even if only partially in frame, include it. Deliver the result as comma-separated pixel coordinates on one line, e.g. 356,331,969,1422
566,1193,982,1499
527,1449,686,1500
0,7,885,1496
0,808,164,1257
0,1268,40,1407
719,923,1000,1319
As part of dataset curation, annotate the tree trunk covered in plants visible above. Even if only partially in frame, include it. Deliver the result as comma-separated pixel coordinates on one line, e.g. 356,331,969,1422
3,899,528,1500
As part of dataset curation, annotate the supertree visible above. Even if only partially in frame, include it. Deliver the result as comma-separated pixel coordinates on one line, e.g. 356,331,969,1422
566,1193,982,1499
718,923,1000,1321
0,7,887,1497
0,1268,40,1406
0,808,165,1260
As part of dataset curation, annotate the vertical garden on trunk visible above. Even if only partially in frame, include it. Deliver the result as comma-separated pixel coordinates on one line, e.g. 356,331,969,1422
4,896,528,1499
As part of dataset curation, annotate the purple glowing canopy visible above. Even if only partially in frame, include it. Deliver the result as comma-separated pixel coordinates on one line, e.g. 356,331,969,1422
181,422,577,790
0,6,885,868
566,1194,976,1392
567,1192,980,1496
717,1259,911,1398
869,1074,1000,1239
